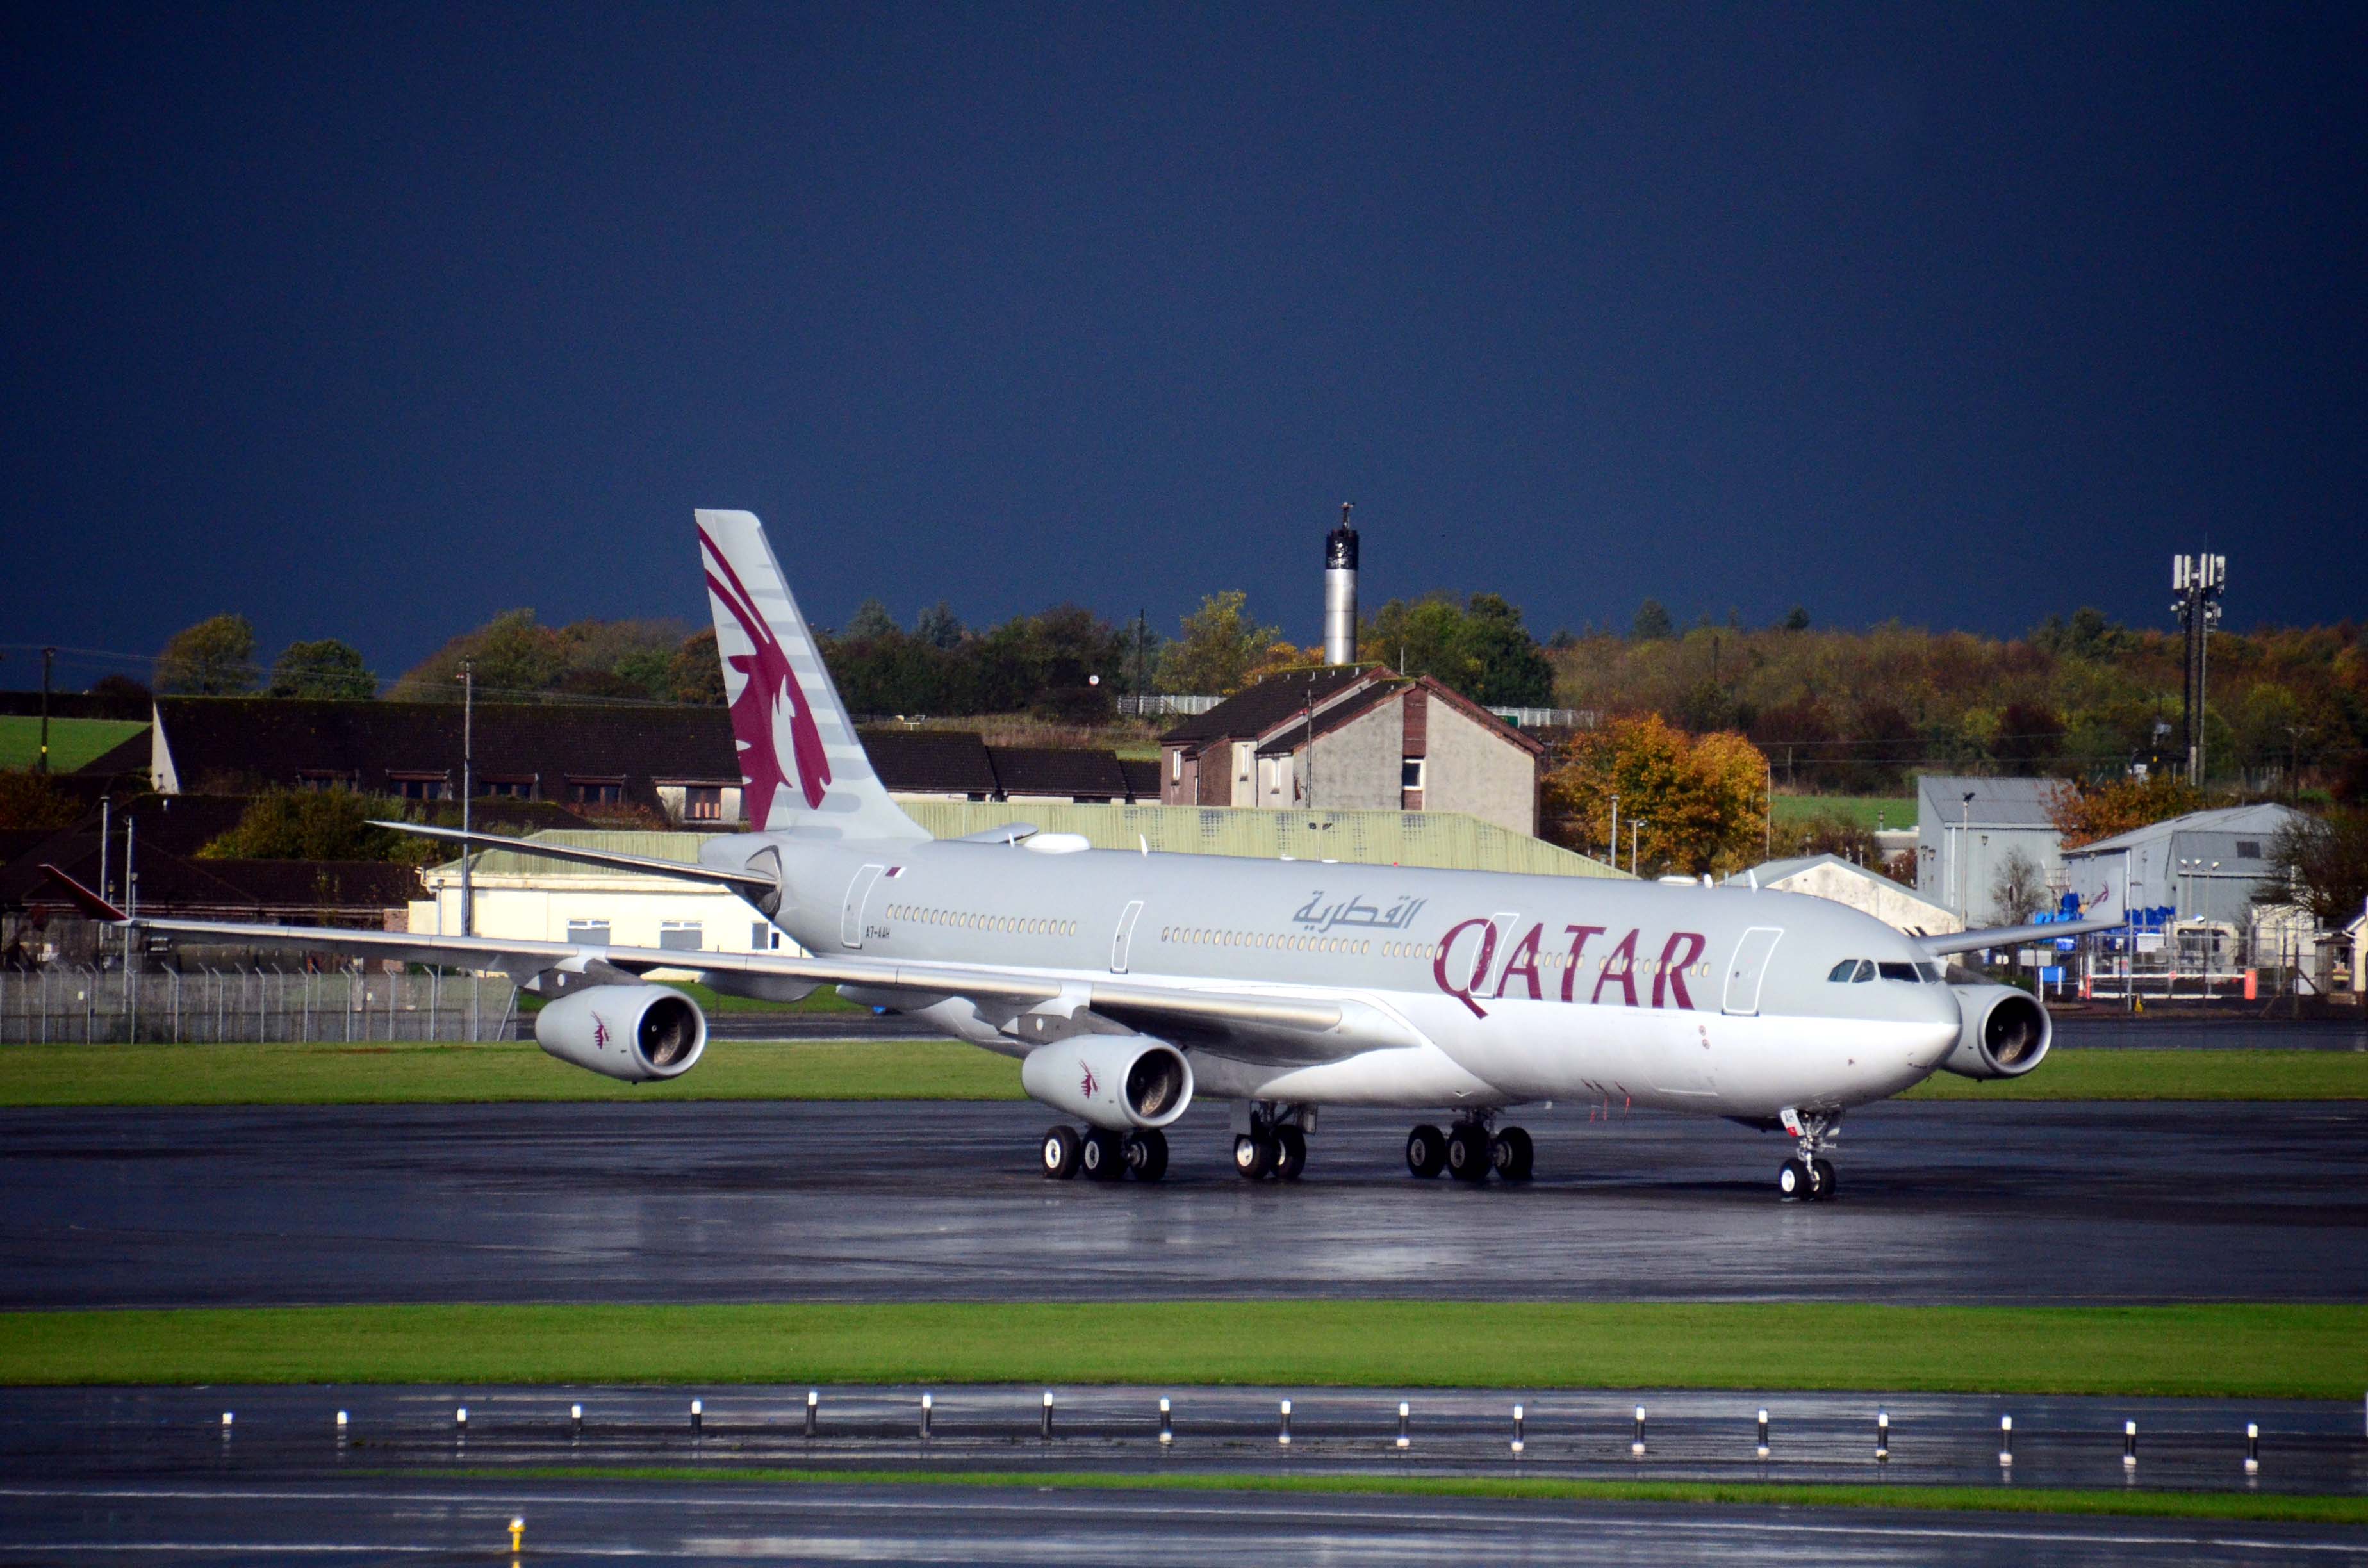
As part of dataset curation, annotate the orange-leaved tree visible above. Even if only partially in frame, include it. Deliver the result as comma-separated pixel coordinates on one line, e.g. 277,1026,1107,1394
1542,714,1769,877
2044,773,2204,850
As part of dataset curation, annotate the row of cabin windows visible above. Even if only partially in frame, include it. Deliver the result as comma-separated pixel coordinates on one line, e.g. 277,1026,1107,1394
1166,927,1371,955
1828,959,1944,983
887,903,1076,938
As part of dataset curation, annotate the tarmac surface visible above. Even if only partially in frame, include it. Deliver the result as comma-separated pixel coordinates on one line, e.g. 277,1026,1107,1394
4,1097,2366,1306
3,1385,2362,1565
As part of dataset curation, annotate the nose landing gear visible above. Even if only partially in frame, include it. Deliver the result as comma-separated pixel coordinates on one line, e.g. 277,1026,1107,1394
1775,1107,1840,1202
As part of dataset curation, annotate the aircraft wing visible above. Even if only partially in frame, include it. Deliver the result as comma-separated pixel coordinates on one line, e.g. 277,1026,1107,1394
1915,914,2125,957
366,821,775,895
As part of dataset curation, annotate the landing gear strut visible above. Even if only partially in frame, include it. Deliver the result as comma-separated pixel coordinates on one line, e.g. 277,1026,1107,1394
1042,1125,1167,1182
1775,1107,1840,1202
1407,1115,1534,1183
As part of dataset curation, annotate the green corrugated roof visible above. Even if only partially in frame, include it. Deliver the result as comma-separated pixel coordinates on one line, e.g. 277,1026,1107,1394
436,806,1624,880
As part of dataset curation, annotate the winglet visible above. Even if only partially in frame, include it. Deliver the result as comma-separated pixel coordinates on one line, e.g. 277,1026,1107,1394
40,865,129,923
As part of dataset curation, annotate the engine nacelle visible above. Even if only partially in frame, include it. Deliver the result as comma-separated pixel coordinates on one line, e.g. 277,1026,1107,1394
1019,1035,1194,1132
534,985,707,1083
1940,983,2051,1080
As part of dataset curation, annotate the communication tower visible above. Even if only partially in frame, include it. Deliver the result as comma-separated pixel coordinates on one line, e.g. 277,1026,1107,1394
1324,503,1358,666
2171,552,2226,787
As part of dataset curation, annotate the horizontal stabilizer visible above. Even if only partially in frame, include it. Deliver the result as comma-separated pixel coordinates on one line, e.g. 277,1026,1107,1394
369,821,775,894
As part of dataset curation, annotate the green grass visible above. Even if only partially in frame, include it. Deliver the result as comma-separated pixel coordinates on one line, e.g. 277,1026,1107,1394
470,1466,2368,1527
1770,794,1916,831
1902,1048,2368,1101
0,1038,1018,1106
6,1041,2356,1107
0,715,146,772
3,1303,2359,1398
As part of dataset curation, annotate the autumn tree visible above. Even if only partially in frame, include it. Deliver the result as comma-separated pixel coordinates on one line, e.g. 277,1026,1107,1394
156,614,258,694
0,769,79,831
1159,591,1281,696
1989,848,2050,924
2045,773,2204,849
199,788,430,862
268,639,376,699
1364,592,1555,706
1542,714,1768,876
2258,809,2368,927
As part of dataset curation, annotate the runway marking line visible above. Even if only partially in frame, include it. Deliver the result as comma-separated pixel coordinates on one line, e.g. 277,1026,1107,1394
4,1483,2367,1554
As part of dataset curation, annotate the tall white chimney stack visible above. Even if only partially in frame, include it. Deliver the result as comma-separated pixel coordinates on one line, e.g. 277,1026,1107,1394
1323,502,1358,666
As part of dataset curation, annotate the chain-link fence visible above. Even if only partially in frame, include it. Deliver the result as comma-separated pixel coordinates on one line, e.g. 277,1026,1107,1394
0,967,518,1045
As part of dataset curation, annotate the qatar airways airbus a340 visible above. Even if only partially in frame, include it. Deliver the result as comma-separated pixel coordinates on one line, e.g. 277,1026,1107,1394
52,511,2112,1199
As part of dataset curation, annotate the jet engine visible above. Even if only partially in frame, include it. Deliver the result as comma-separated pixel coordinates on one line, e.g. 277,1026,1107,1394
1939,983,2051,1080
1019,1035,1193,1132
534,985,707,1083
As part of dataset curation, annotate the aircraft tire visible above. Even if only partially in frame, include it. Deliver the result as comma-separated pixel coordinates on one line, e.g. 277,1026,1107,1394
1491,1126,1534,1182
1274,1126,1308,1181
1406,1124,1448,1179
1081,1129,1126,1182
1811,1157,1836,1199
1042,1126,1081,1180
1124,1129,1169,1182
1446,1123,1492,1183
1777,1157,1814,1201
1233,1132,1276,1180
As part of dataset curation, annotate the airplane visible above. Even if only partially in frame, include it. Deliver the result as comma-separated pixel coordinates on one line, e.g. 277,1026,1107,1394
47,510,2119,1200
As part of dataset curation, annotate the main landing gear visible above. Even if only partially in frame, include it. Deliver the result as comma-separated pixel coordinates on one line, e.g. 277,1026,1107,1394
1041,1125,1168,1182
1233,1105,1309,1182
1406,1116,1533,1184
1775,1107,1839,1202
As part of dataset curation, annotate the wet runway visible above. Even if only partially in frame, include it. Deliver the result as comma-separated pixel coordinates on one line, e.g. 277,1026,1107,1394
4,1098,2365,1306
3,1385,2363,1565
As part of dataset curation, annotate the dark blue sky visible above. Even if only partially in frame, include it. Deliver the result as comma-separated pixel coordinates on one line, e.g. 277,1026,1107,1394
5,3,2362,688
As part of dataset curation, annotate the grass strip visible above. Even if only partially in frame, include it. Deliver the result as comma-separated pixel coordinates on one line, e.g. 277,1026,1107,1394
465,1465,2368,1527
0,1038,1015,1106
4,1041,2359,1107
3,1303,2360,1398
1902,1048,2368,1101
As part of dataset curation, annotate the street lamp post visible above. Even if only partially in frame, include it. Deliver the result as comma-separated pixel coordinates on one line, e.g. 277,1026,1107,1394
459,660,475,940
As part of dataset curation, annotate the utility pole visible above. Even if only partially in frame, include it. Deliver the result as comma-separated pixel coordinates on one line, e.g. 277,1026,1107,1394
38,646,54,775
2171,553,2226,788
1609,794,1619,869
459,660,475,939
1134,609,1148,708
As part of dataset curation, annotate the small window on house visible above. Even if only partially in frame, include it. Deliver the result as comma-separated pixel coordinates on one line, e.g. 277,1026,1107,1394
751,922,771,950
659,922,704,951
2236,840,2262,860
570,778,625,806
566,920,611,946
390,772,447,801
685,786,723,822
483,777,535,799
1171,752,1181,783
1402,758,1426,790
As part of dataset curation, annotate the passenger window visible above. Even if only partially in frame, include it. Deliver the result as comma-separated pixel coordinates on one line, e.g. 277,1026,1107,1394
1877,961,1918,982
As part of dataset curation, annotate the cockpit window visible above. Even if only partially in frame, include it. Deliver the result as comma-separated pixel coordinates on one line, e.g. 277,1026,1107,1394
1853,960,1875,982
1827,960,1855,982
1877,961,1920,982
1914,961,1942,983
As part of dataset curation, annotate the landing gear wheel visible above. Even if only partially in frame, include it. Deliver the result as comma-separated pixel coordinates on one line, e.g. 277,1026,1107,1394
1406,1123,1448,1179
1490,1126,1534,1182
1777,1156,1816,1201
1234,1132,1277,1180
1446,1123,1492,1183
1123,1129,1169,1182
1811,1157,1837,1199
1081,1129,1126,1182
1274,1126,1308,1181
1042,1126,1081,1180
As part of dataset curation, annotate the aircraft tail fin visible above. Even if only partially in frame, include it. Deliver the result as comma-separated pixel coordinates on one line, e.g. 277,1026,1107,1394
694,509,926,844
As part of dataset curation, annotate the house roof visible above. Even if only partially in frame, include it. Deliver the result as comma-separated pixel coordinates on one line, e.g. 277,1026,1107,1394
1118,757,1162,801
1158,667,1381,747
2064,803,2311,857
1727,853,1914,889
1915,774,2066,831
1253,673,1549,758
152,698,740,799
988,746,1131,799
858,729,1000,796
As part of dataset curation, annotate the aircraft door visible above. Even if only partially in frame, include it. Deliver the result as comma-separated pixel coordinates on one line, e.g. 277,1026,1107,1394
1722,926,1784,1015
840,863,885,949
1110,899,1145,973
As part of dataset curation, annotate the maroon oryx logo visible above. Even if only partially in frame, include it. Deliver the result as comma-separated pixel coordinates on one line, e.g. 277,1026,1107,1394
592,1013,611,1049
1080,1061,1099,1098
698,521,832,827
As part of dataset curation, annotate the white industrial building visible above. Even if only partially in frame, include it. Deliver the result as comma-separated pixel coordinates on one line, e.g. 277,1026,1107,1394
2060,803,2309,927
409,833,799,959
1914,775,2069,925
1725,854,1964,937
